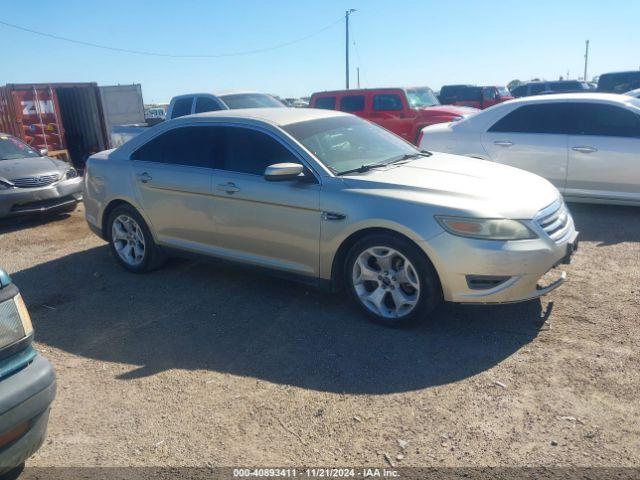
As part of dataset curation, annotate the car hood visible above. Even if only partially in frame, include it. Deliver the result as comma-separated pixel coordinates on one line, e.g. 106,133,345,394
0,156,68,181
342,153,559,219
417,105,479,117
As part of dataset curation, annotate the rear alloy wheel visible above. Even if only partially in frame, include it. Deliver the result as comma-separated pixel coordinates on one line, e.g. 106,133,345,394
107,205,165,273
111,214,146,267
345,234,441,327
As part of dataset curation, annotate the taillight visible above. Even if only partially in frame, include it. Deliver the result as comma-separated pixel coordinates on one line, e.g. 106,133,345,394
417,130,425,146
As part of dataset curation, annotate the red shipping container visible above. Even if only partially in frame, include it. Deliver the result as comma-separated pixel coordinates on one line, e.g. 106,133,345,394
0,83,109,165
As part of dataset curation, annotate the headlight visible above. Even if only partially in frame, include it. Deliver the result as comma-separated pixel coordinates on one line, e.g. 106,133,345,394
65,168,78,179
450,116,463,122
0,293,33,350
13,293,33,336
436,216,537,240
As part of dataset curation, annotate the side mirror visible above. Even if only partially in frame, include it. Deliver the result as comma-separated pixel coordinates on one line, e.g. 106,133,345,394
264,163,304,182
39,148,49,156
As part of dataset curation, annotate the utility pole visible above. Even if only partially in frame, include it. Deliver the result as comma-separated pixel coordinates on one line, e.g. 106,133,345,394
357,67,360,88
345,9,356,89
584,40,590,81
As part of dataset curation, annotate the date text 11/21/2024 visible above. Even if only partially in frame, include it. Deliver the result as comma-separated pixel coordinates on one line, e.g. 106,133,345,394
232,468,400,478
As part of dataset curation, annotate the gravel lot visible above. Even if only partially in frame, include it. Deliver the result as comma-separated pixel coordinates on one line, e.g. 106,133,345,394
0,203,638,468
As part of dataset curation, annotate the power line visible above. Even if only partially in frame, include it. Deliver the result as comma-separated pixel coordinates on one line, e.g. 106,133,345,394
0,17,343,58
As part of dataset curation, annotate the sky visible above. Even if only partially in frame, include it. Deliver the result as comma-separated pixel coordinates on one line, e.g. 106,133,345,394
1,0,639,103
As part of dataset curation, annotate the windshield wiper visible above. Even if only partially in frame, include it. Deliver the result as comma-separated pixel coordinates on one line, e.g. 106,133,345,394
336,162,387,176
391,151,432,162
336,151,433,176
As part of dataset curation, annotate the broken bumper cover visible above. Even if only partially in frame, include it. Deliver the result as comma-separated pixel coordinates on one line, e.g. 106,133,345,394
423,224,579,304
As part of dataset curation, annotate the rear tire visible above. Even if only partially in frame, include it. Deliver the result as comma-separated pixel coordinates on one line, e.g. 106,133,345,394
345,233,442,327
107,205,165,273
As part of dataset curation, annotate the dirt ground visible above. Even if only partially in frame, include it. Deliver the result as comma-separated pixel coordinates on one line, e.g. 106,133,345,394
0,203,638,468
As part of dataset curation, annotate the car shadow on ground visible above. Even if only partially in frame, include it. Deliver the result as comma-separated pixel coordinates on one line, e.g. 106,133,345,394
12,245,550,395
0,212,73,235
568,202,640,246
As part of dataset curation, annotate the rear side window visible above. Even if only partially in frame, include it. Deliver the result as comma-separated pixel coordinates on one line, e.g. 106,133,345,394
373,94,403,111
195,96,222,113
314,97,337,110
571,103,640,138
511,86,527,98
170,97,193,118
550,81,581,91
483,88,497,100
132,127,217,168
489,104,572,134
598,72,640,93
440,86,459,96
216,127,298,175
438,87,459,103
529,83,547,95
460,87,482,101
340,95,365,112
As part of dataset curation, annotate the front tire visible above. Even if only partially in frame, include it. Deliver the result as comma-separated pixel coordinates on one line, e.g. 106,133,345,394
345,233,442,327
107,205,165,273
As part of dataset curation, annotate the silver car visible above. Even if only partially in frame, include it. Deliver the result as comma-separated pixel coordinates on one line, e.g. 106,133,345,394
419,93,640,206
84,108,578,326
0,134,83,218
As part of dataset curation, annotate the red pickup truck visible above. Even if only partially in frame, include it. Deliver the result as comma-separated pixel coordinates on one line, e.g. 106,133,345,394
309,87,477,144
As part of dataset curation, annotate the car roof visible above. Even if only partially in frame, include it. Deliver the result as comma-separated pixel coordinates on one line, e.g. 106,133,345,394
524,79,585,85
215,91,274,97
311,87,419,96
599,70,640,76
186,107,351,126
170,91,275,100
505,92,638,105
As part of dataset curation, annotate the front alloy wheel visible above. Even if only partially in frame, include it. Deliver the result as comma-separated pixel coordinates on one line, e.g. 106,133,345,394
352,247,420,319
345,233,442,327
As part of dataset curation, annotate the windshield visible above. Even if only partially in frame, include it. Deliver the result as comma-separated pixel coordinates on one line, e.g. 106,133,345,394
283,115,419,174
219,93,285,109
405,88,440,108
498,87,511,97
0,135,40,161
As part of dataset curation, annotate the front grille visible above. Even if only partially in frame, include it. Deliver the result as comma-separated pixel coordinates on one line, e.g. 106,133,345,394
0,298,26,350
10,174,60,188
535,199,572,243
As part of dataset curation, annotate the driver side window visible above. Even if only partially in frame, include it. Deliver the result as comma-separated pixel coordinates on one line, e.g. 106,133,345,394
214,127,300,176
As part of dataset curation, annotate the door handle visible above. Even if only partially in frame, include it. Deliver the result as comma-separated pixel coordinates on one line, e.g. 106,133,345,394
137,172,152,183
572,146,598,154
494,141,514,147
217,182,240,194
